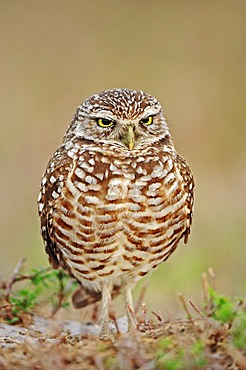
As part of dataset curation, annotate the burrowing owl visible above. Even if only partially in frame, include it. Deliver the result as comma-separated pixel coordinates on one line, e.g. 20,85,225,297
38,88,194,335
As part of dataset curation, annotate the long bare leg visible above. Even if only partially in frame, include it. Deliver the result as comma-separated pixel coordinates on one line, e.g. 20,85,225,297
124,284,137,331
99,283,112,336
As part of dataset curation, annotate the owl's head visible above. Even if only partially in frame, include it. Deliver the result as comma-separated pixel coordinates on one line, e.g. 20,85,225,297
66,88,172,150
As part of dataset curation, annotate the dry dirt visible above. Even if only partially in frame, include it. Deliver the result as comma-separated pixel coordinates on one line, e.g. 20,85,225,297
0,313,245,370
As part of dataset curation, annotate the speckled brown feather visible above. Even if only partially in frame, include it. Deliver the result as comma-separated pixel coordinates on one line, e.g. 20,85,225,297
38,146,74,272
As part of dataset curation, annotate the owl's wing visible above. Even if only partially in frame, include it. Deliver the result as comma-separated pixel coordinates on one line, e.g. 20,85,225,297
175,154,195,244
38,145,75,273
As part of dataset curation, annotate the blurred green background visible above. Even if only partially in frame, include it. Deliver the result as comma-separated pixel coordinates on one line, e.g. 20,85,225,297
0,1,245,315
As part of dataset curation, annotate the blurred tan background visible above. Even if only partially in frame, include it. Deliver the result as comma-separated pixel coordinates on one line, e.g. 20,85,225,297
0,1,245,314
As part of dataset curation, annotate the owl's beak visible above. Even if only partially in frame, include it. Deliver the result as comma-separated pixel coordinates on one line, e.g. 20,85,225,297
119,125,135,150
127,126,135,150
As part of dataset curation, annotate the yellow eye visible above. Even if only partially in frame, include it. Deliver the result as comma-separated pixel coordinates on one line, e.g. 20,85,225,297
97,118,115,128
140,116,153,125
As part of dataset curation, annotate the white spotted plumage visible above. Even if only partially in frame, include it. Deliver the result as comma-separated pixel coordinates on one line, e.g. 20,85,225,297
38,88,194,336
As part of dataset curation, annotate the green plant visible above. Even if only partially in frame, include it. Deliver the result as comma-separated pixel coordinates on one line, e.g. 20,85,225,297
191,340,207,368
208,288,236,324
156,350,185,370
232,309,246,350
0,260,78,323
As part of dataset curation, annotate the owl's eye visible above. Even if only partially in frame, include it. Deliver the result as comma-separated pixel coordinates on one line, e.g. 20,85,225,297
97,118,115,128
140,116,153,125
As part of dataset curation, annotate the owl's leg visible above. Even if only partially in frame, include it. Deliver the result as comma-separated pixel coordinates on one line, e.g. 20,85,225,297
124,284,137,331
99,283,112,336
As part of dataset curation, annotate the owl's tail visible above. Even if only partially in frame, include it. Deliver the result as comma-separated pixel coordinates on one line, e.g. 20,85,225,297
72,285,122,309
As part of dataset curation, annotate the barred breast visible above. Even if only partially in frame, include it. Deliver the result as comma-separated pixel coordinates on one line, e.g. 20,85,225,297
42,142,190,292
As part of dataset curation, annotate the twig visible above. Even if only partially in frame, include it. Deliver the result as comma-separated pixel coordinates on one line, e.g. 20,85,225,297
0,303,16,310
140,302,152,331
13,267,51,283
152,309,165,326
201,272,210,309
208,267,216,291
109,310,120,334
177,292,193,320
51,270,65,316
5,257,26,302
134,281,149,314
128,304,139,327
189,300,206,320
